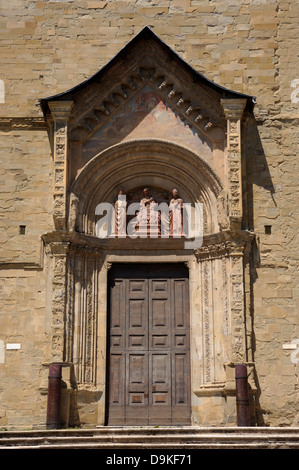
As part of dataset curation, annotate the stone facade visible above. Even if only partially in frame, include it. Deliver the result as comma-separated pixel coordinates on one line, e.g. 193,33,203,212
0,0,298,429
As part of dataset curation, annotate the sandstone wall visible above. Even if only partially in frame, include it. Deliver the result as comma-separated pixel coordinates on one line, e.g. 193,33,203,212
0,0,298,427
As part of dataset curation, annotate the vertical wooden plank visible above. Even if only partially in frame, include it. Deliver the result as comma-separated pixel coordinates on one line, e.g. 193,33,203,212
108,353,125,424
126,352,149,424
125,274,148,424
174,353,187,404
174,279,185,327
108,275,126,425
110,354,125,404
172,273,191,424
127,277,148,351
149,352,171,425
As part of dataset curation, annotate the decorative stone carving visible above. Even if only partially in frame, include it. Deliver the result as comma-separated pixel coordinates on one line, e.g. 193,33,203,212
43,232,102,382
216,190,229,231
0,117,47,130
195,239,246,261
68,193,79,232
195,235,251,379
47,240,70,362
221,99,247,231
49,101,74,231
107,186,192,238
70,140,223,235
203,259,212,382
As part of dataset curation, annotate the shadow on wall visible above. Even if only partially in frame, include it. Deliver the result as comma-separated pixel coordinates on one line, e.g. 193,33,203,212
242,113,275,232
243,112,275,426
55,363,103,428
61,388,103,428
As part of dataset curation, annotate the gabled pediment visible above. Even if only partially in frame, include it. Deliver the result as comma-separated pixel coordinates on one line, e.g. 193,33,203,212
40,27,255,147
41,27,255,234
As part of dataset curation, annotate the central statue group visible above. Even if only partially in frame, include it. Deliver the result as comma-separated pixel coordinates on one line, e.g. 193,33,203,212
114,187,185,238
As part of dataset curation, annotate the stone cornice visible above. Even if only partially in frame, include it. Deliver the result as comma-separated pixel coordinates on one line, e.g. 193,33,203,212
41,229,255,259
0,117,47,130
221,98,247,120
48,101,74,121
42,231,104,257
194,230,255,261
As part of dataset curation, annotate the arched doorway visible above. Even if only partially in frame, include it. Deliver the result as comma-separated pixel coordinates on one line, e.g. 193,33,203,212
40,28,256,426
60,139,227,426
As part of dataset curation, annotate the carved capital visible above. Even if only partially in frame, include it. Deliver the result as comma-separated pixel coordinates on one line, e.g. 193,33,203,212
195,240,246,261
105,261,113,271
220,99,247,121
48,101,74,121
48,241,71,257
42,231,103,259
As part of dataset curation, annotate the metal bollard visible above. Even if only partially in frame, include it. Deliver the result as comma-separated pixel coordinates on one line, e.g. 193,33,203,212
46,363,62,429
235,363,251,426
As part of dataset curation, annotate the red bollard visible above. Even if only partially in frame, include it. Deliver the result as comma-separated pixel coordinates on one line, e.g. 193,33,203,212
235,363,251,426
46,363,62,429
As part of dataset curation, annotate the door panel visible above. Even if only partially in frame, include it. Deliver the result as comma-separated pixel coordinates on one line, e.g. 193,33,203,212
108,264,190,425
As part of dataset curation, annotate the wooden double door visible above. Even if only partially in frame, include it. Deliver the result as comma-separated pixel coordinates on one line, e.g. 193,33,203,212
107,263,191,426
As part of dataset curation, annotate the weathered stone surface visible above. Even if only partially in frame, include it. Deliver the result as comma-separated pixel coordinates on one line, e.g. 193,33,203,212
0,0,298,429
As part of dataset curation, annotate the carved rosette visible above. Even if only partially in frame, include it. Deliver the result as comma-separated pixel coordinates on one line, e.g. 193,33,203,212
221,99,247,230
49,101,74,231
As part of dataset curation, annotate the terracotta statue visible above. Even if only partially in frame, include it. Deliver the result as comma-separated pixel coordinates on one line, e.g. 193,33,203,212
138,187,158,235
169,188,184,236
114,187,127,237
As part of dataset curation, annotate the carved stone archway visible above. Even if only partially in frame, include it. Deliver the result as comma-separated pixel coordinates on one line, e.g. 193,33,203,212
42,136,255,427
40,28,257,427
69,139,224,237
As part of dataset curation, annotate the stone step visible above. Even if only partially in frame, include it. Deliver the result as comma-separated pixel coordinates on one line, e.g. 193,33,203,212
0,427,299,449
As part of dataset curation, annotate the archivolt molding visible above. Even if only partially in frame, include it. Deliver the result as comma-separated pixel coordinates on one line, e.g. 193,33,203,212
70,139,224,235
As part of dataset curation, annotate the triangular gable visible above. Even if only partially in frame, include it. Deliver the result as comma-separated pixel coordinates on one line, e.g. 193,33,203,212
39,27,255,143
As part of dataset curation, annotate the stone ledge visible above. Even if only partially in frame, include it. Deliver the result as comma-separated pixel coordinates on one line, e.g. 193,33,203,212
0,117,47,130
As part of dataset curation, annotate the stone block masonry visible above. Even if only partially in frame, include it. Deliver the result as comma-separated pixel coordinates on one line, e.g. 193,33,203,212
0,0,298,428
